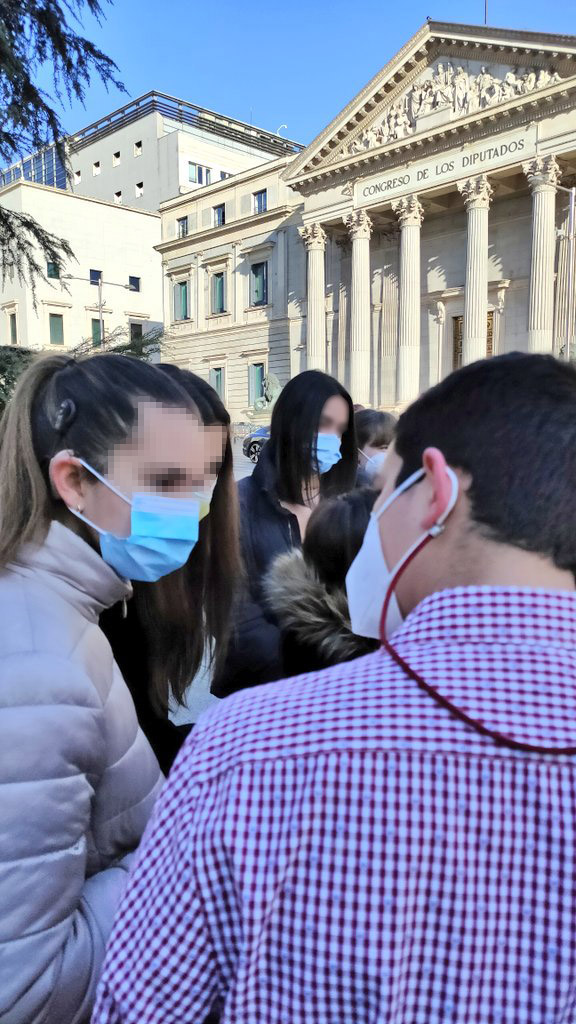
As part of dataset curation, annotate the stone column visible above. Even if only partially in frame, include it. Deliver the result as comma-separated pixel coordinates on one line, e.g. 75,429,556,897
523,155,561,353
343,210,372,406
391,195,424,405
457,175,493,364
299,223,327,371
195,252,205,332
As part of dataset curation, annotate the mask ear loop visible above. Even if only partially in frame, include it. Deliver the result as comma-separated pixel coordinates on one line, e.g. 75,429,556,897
379,471,576,756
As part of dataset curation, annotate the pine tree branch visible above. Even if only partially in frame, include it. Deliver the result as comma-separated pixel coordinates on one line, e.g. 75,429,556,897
0,204,75,303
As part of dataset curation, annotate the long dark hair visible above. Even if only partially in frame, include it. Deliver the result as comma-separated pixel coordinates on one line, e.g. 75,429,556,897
133,366,241,710
268,370,356,503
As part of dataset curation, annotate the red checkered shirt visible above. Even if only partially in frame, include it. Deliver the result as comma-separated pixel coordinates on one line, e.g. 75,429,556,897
93,587,576,1024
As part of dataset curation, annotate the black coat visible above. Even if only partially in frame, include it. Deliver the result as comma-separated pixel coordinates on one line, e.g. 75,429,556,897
211,445,301,697
100,601,191,775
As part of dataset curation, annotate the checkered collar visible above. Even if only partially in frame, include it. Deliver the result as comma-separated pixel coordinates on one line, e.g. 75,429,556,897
395,586,576,649
389,587,576,754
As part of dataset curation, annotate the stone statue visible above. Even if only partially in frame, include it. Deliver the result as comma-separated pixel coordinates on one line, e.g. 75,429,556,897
453,67,470,116
523,70,537,93
499,70,518,102
340,62,563,159
432,63,453,106
467,76,480,114
409,80,428,120
247,373,282,418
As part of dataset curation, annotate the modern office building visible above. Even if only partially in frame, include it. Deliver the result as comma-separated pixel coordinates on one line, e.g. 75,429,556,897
0,92,302,213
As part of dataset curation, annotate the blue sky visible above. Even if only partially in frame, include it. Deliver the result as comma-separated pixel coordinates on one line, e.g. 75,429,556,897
45,0,576,147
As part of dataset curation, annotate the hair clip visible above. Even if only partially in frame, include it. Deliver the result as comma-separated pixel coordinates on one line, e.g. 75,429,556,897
53,398,77,434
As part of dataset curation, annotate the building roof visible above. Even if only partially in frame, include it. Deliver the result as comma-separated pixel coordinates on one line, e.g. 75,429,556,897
70,91,304,158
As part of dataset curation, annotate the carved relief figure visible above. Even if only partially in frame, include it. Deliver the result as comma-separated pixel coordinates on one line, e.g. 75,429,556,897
340,60,563,159
453,66,470,116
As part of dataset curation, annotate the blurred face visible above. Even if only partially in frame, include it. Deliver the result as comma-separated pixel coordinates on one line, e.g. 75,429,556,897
319,395,349,437
52,401,208,538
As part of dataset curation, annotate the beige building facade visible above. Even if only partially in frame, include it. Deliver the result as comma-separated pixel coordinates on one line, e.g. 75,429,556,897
0,181,163,350
160,22,576,418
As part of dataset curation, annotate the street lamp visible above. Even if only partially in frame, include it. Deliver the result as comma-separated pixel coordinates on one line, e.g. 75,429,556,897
62,273,134,347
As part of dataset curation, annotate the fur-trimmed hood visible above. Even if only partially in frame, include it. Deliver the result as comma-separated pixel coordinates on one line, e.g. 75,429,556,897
264,549,378,666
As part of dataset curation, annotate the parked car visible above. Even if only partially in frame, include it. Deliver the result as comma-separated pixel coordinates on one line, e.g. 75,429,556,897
242,426,270,463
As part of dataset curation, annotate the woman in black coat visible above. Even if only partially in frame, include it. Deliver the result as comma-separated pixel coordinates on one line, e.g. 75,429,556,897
211,370,357,697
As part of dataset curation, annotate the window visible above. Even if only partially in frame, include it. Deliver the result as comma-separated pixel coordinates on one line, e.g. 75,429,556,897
128,275,141,293
134,140,142,157
189,163,211,185
209,367,224,398
114,190,122,205
211,272,225,315
93,161,101,176
135,181,144,198
253,189,267,214
251,261,268,306
46,261,60,279
453,312,494,370
49,313,64,346
113,151,121,166
248,362,265,406
174,280,189,321
213,204,225,227
9,313,17,346
90,269,102,286
91,318,102,347
130,322,143,343
73,169,81,184
177,216,188,238
220,171,232,180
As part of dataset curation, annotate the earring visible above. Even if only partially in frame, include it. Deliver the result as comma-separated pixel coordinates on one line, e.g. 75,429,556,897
76,504,83,514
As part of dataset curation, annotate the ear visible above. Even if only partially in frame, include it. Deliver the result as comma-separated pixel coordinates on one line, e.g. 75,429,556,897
49,451,91,511
420,447,454,530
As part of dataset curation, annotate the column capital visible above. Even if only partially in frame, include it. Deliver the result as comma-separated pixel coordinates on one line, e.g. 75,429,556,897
343,209,373,241
523,155,561,193
457,174,493,210
299,222,327,251
392,194,424,228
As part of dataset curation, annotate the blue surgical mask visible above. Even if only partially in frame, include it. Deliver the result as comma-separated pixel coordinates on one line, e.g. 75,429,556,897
313,433,342,475
68,458,200,582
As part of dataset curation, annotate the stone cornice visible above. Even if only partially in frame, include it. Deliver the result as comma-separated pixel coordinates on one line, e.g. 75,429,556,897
155,204,294,255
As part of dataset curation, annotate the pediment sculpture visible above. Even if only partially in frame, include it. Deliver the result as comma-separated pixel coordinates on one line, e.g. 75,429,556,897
342,63,562,156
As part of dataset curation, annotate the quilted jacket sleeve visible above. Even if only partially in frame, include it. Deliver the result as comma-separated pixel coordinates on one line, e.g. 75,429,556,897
0,650,162,1024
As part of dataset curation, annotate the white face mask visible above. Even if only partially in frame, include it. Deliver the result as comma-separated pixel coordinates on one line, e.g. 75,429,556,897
359,449,388,482
345,466,459,640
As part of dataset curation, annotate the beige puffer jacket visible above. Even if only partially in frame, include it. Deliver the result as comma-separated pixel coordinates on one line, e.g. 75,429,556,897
0,522,163,1024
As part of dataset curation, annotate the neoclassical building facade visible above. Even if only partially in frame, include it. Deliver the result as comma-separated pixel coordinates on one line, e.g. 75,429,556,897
159,22,576,417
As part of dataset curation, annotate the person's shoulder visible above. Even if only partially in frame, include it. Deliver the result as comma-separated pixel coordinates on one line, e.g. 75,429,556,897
178,650,398,782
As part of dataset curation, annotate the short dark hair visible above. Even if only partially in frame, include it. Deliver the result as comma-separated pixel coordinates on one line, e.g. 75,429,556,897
355,409,397,450
303,488,378,589
395,352,576,572
269,370,357,503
